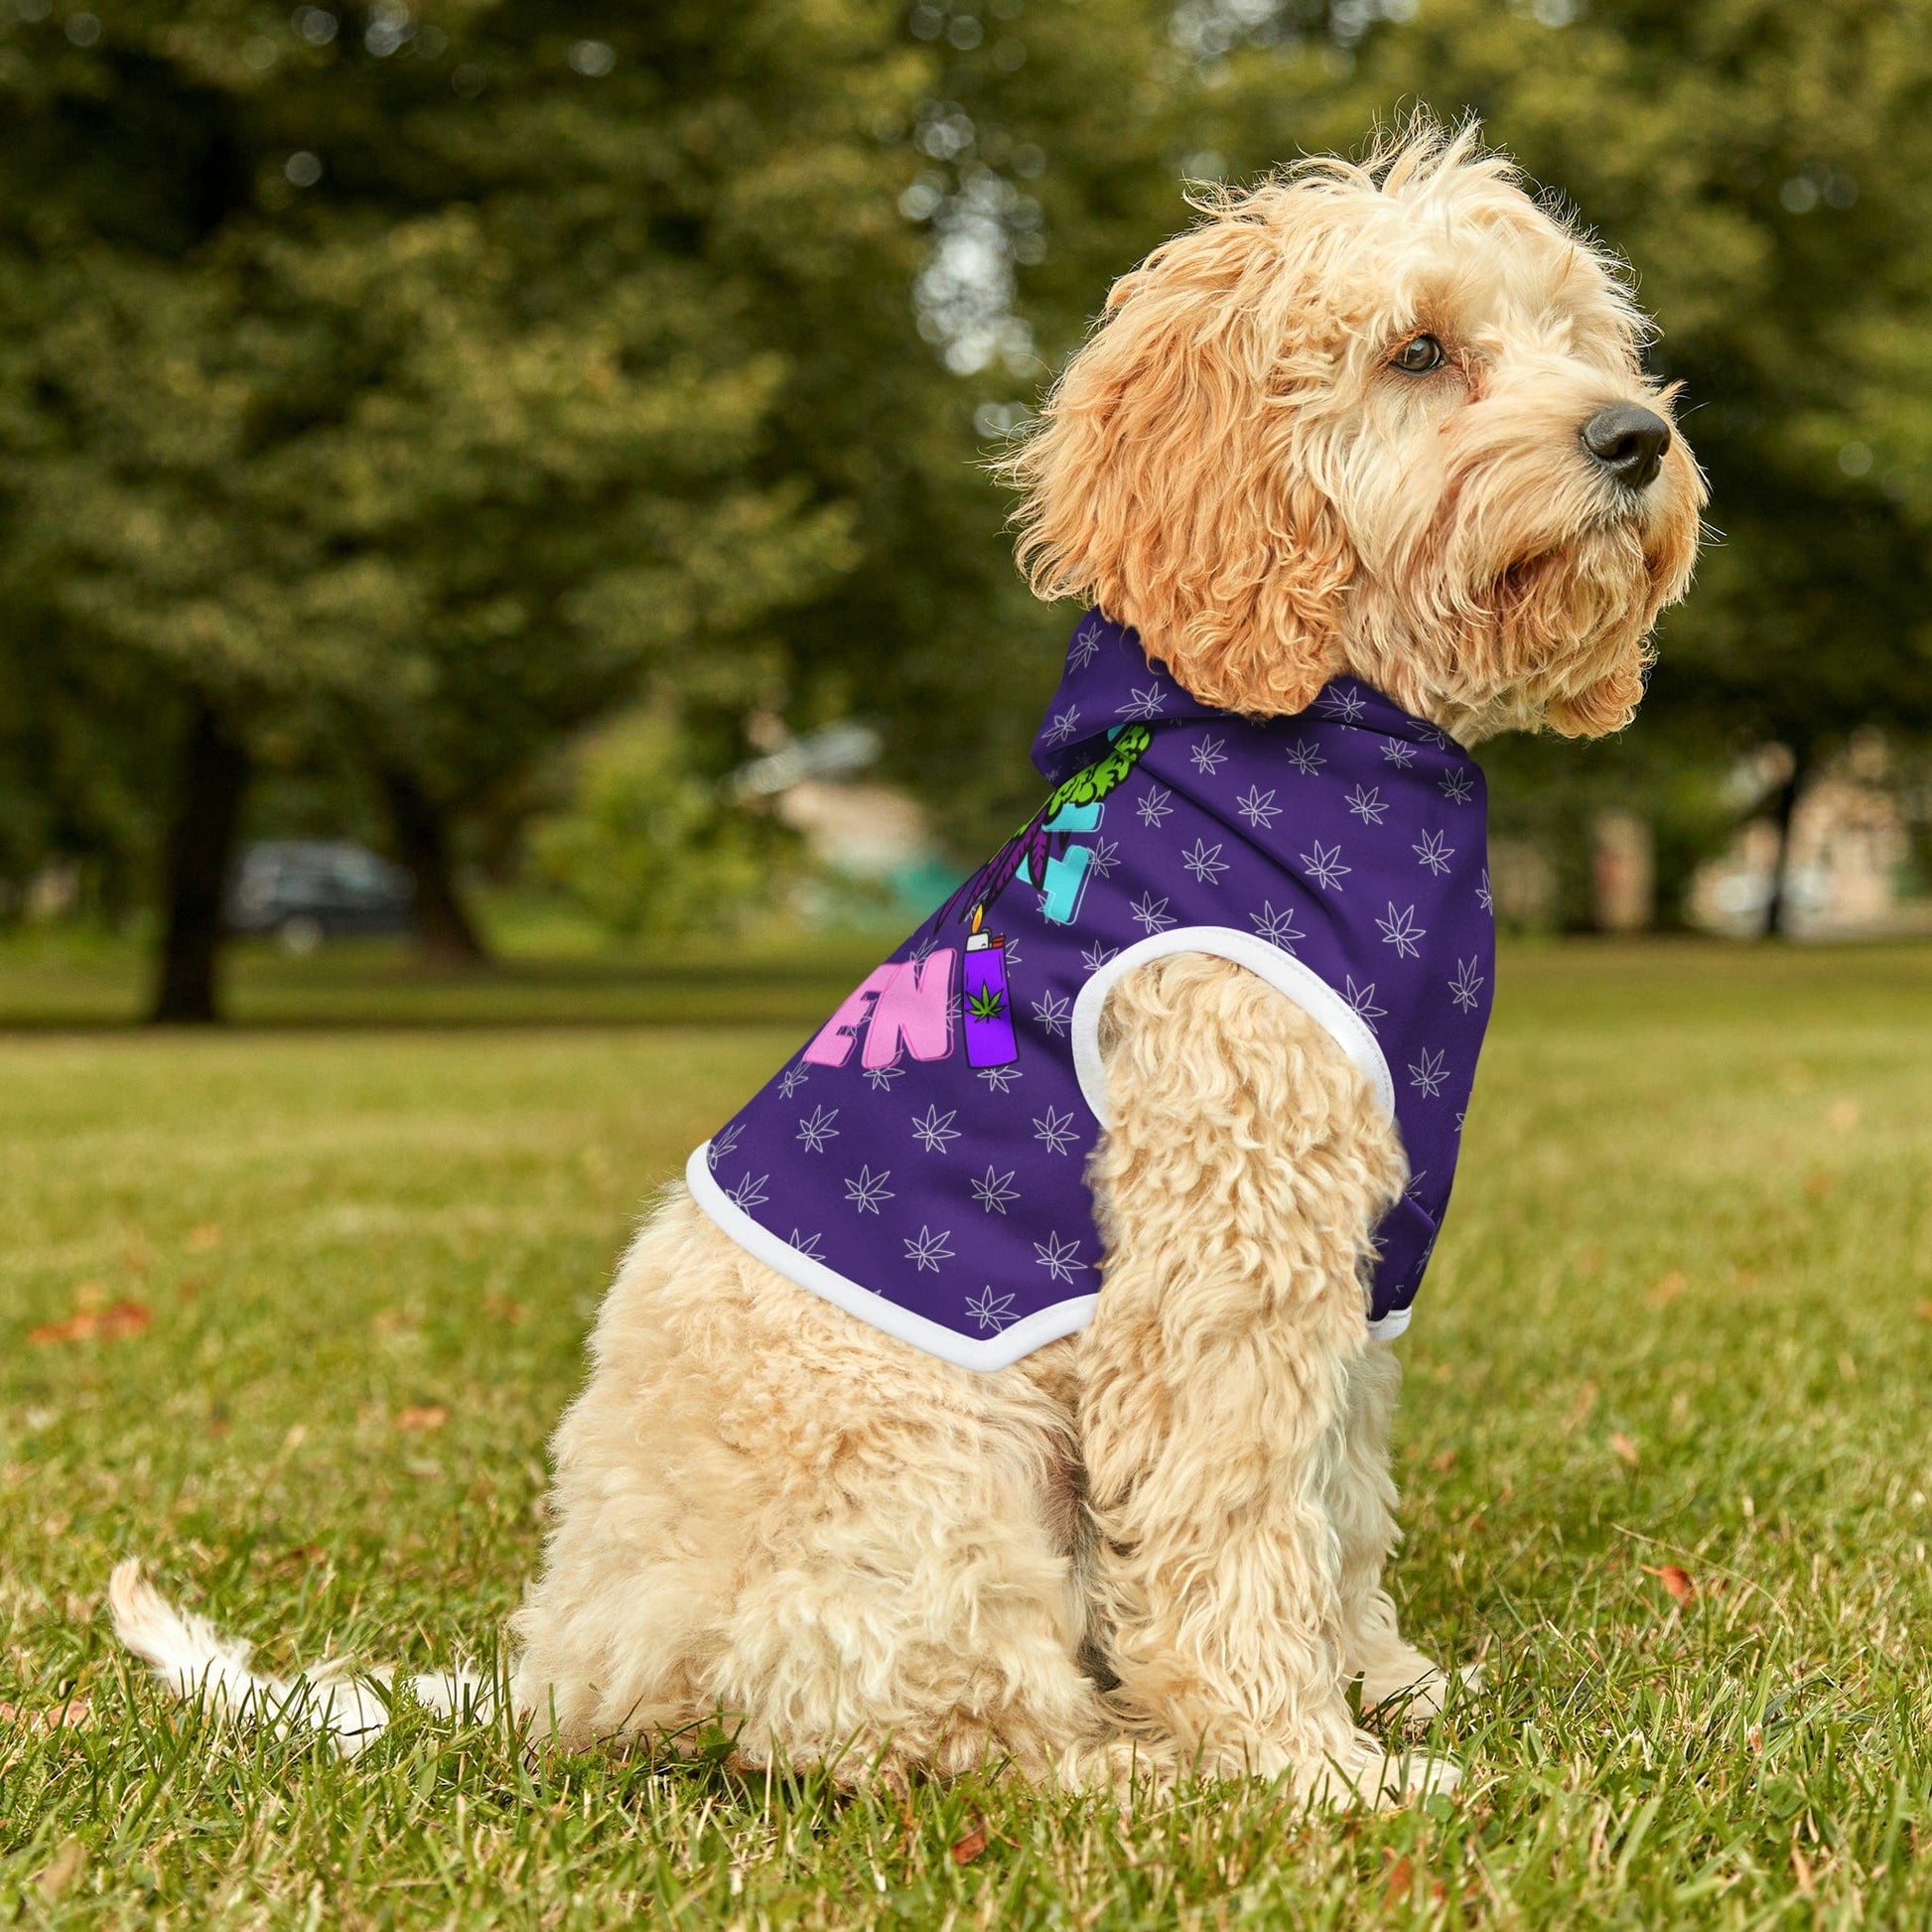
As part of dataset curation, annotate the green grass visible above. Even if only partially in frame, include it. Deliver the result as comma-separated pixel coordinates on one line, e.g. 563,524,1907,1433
4,938,1932,1927
0,918,897,1032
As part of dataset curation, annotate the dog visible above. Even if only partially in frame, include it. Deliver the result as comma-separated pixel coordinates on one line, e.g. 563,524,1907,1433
114,120,1702,1806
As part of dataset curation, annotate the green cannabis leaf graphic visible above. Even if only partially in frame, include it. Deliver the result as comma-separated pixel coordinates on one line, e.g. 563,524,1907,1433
968,985,1007,1022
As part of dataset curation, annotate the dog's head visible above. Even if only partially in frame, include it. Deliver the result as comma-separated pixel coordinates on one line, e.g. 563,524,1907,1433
1005,121,1705,741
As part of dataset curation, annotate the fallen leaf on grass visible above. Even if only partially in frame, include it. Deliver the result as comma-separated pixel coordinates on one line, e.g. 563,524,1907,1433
1431,1449,1456,1474
1803,1172,1835,1203
186,1224,222,1253
395,1406,448,1433
1917,1301,1932,1325
1647,1271,1689,1307
0,1697,92,1735
1383,1854,1413,1902
1643,1564,1696,1605
1609,1432,1640,1468
1383,1851,1449,1907
949,1817,988,1865
28,1301,152,1346
38,1837,86,1902
483,1295,527,1326
1825,1100,1860,1134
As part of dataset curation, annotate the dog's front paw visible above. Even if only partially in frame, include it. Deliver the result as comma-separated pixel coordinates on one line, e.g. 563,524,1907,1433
1301,1731,1460,1809
1360,1655,1483,1729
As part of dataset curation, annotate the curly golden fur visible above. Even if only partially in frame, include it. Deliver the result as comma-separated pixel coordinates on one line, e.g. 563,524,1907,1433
511,964,1441,1803
1002,124,1702,741
113,120,1702,1808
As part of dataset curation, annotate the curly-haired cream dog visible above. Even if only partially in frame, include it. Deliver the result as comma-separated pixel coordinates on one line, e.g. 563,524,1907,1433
113,123,1702,1804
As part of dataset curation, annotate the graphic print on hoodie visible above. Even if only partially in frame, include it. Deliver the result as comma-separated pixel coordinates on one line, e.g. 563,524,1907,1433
688,610,1496,1371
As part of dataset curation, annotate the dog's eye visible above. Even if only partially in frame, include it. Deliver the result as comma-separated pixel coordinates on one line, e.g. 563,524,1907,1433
1391,334,1446,375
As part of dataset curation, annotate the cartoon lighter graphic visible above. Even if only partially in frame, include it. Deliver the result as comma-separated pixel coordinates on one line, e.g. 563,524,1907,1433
962,927,1019,1068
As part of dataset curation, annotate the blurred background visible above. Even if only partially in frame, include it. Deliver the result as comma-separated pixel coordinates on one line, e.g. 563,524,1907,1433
3,0,1931,1025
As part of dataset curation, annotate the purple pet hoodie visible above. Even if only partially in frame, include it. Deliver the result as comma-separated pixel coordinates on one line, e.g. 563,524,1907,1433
688,610,1496,1371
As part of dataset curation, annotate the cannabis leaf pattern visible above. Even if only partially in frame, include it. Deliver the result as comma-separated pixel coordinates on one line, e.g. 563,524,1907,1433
1116,683,1171,721
1181,838,1229,886
843,1166,894,1215
966,1286,1019,1331
1067,614,1107,670
903,1225,954,1273
1041,705,1083,749
1236,785,1281,830
1034,1231,1089,1285
704,649,1498,1354
1300,840,1349,893
1031,990,1073,1037
1250,901,1305,951
1448,956,1486,1013
1408,1048,1449,1099
971,1167,1021,1214
1131,892,1175,935
967,983,1007,1023
1376,902,1427,959
909,1105,960,1155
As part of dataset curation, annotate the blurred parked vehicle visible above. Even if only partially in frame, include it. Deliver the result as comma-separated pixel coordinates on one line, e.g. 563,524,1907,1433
226,842,414,952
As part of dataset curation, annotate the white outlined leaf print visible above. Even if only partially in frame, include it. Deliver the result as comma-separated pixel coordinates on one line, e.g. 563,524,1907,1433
1376,902,1426,960
843,1166,895,1214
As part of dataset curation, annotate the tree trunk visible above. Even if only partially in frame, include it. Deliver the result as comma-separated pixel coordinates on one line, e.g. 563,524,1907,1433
1760,746,1810,940
150,698,250,1025
378,765,490,967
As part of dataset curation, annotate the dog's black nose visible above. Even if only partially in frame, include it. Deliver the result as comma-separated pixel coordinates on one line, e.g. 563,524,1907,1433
1581,403,1672,490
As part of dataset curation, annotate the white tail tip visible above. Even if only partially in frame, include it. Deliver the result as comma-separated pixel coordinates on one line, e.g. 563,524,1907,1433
107,1559,482,1757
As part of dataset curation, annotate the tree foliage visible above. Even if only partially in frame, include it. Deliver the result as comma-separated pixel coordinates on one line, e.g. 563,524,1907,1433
529,707,789,941
5,0,1932,976
0,1,938,1000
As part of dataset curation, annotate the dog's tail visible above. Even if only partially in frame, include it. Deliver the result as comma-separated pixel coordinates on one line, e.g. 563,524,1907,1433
108,1559,491,1757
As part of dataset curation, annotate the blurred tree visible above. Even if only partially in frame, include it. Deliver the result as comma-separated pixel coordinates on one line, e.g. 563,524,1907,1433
777,0,1194,855
529,707,791,940
0,1,926,1012
8,0,1932,989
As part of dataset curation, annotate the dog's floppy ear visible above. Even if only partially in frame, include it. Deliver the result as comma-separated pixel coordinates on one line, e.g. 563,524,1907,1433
1002,201,1354,717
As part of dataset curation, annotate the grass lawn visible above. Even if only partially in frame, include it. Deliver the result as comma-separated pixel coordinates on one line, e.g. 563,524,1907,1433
4,938,1932,1927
